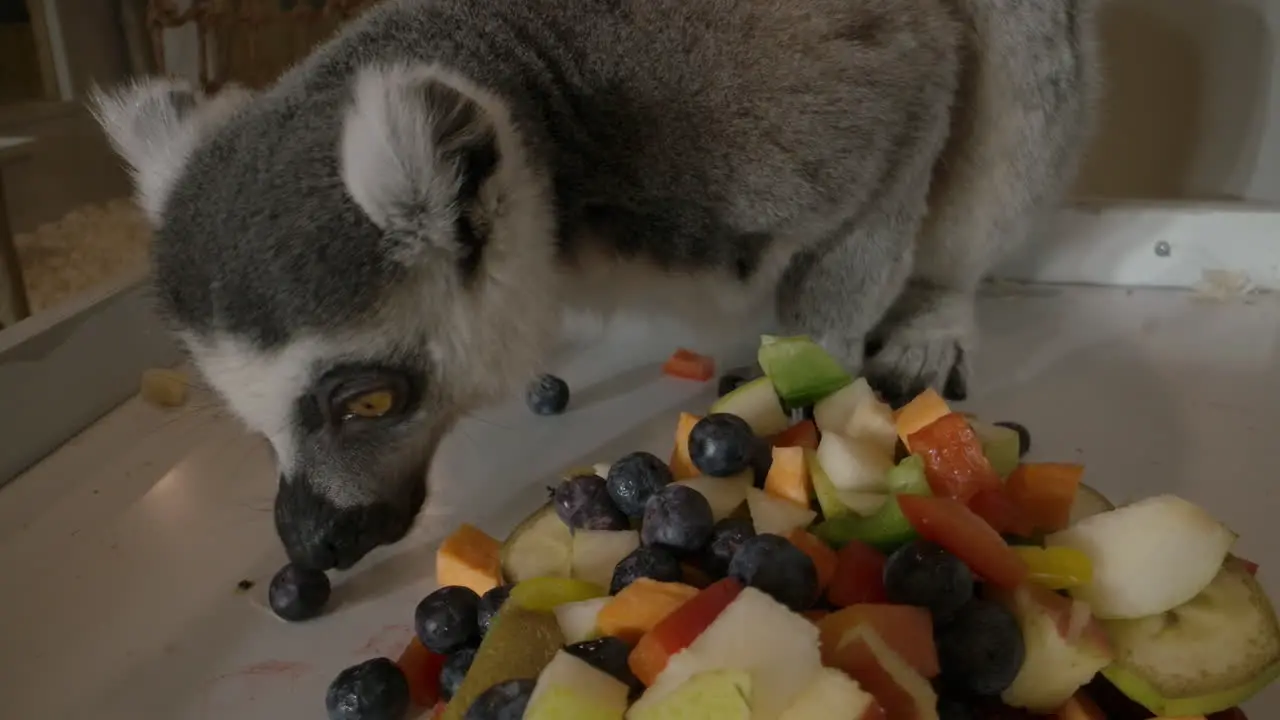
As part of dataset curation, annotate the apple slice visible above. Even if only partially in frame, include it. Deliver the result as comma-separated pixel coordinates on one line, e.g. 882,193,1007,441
842,393,898,458
573,530,641,590
816,433,894,493
1101,557,1280,717
833,625,939,720
629,578,744,687
746,487,817,536
711,375,791,437
527,649,629,719
813,378,875,435
676,473,753,521
779,666,884,720
1045,494,1237,619
628,670,752,720
555,597,611,644
629,586,823,720
501,503,574,583
989,582,1112,713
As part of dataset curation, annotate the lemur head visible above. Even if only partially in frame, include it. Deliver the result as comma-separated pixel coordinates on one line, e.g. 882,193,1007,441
92,66,559,570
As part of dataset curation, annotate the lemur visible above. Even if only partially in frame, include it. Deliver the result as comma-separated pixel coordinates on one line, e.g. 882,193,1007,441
91,0,1098,571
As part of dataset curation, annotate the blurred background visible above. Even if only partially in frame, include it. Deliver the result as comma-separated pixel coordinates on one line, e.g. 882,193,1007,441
0,0,1277,326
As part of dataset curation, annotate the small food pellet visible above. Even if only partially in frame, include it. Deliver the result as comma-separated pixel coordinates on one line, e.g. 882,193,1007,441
139,368,190,408
525,374,570,416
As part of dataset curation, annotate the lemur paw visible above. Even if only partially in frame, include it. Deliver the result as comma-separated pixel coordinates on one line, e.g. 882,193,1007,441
865,287,976,407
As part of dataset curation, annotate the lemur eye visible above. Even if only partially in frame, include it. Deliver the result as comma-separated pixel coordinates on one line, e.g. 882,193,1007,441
344,389,395,419
321,369,412,424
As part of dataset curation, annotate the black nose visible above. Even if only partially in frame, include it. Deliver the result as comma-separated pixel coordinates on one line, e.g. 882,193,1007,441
273,473,427,571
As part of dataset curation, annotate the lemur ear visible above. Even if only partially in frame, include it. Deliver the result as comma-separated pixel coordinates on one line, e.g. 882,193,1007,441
340,64,500,263
89,78,252,223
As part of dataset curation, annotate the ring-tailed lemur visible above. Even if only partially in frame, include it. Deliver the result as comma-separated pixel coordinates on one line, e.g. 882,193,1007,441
91,0,1098,571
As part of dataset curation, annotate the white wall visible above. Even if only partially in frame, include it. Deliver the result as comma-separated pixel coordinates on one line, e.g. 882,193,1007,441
1076,0,1280,203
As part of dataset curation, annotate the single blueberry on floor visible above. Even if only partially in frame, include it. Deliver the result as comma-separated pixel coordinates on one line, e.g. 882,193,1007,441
728,533,818,611
267,562,331,622
936,599,1026,696
688,413,756,477
526,373,570,415
414,585,481,654
610,545,683,594
641,484,715,555
606,451,674,519
439,644,479,702
553,474,629,531
883,539,975,623
324,657,410,720
463,678,536,720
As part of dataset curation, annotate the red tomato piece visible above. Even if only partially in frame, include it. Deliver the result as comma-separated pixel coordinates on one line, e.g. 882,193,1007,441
826,539,890,607
968,487,1036,539
772,420,820,450
907,413,1003,502
629,577,743,686
1005,463,1083,533
397,637,446,707
662,348,716,382
898,494,1029,589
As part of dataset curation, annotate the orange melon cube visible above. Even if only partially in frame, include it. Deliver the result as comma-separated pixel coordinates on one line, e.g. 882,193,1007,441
596,578,700,645
436,523,504,595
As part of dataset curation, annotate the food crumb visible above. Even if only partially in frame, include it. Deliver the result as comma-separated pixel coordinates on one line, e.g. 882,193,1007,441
236,579,255,593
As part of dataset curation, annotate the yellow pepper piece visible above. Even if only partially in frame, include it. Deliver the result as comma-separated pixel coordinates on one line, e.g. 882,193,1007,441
1012,546,1093,590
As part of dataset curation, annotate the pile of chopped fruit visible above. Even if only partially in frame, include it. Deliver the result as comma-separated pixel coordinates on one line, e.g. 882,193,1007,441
320,336,1278,720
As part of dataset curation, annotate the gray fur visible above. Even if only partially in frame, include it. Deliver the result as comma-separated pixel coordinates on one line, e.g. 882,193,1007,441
91,0,1099,569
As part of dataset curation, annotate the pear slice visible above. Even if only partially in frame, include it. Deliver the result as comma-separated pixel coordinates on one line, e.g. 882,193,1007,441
1101,557,1280,717
502,503,573,583
441,604,564,720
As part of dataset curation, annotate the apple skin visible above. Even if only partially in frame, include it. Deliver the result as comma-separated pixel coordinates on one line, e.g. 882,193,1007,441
1045,494,1237,620
829,625,939,720
987,582,1112,713
1103,660,1280,718
817,604,938,679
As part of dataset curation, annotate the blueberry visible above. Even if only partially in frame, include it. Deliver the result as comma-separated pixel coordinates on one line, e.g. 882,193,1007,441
566,636,645,698
884,540,975,622
936,695,975,720
994,421,1032,457
526,374,569,415
717,374,747,397
463,678,536,720
728,533,818,611
749,437,773,489
606,452,674,518
439,644,479,702
553,474,629,531
610,545,683,594
324,657,410,720
688,414,756,477
701,517,756,578
936,599,1025,696
477,584,513,637
641,484,715,554
267,563,331,622
414,585,481,654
